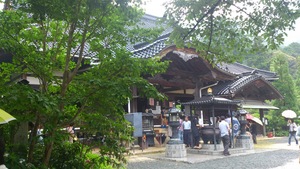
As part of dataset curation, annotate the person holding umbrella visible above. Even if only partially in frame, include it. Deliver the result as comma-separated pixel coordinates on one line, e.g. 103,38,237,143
287,119,298,146
249,121,257,144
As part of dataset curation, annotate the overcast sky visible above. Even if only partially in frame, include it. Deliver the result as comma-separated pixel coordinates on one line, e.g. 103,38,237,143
143,0,300,46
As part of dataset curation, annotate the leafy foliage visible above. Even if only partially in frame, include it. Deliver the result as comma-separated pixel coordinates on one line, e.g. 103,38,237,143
163,0,300,64
0,0,167,167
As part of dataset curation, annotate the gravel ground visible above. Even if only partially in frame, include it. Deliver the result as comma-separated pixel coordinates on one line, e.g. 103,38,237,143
126,137,300,169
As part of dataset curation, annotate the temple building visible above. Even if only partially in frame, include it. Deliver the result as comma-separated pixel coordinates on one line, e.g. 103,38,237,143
123,14,282,137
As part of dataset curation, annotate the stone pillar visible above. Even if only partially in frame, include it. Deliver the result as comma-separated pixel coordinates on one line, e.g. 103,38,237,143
165,143,186,158
235,135,254,150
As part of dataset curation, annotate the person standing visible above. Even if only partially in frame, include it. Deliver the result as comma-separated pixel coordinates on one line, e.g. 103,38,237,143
67,123,75,143
177,117,183,141
37,124,44,143
287,119,298,146
191,116,201,149
219,116,230,156
225,116,233,148
250,122,257,144
182,116,191,147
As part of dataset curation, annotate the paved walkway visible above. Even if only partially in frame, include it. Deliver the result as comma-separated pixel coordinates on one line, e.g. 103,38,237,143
127,136,300,169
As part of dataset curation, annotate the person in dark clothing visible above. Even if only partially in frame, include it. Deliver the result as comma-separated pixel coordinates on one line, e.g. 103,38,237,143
191,116,201,149
250,122,257,144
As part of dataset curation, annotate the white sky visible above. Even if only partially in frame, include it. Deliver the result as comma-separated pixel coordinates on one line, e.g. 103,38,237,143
1,1,299,46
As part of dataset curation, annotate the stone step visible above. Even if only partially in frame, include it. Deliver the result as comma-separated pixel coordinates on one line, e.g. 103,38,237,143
187,147,254,155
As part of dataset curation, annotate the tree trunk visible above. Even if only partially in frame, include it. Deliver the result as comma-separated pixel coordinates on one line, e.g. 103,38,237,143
42,138,54,167
13,122,28,145
27,116,40,163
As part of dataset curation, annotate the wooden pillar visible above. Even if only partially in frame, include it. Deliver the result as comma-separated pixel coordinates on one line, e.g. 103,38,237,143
229,106,234,148
131,87,138,113
212,103,216,151
185,105,190,115
190,105,194,147
194,80,203,99
259,109,266,137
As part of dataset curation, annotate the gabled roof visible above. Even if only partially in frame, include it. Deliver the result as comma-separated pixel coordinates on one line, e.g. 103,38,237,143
210,74,282,100
217,62,278,81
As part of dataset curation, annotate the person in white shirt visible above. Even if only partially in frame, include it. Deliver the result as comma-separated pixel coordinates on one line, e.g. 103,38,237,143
219,116,230,156
287,119,298,146
182,116,191,147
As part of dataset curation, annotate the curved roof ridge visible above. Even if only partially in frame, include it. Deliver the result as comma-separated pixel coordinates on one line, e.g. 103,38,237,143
229,75,261,93
217,75,261,95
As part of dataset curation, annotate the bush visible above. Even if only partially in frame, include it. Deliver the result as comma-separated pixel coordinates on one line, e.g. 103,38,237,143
49,142,106,169
274,130,288,137
5,142,117,169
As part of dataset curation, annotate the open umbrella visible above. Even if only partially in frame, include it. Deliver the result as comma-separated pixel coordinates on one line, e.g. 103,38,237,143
246,113,253,120
281,110,297,119
246,113,263,126
250,117,263,126
0,109,16,124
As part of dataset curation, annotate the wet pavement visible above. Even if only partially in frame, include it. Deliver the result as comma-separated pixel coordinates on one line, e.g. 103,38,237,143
126,137,300,169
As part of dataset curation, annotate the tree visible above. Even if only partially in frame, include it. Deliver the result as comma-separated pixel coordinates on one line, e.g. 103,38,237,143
163,0,300,64
243,51,273,71
294,57,300,105
282,42,300,57
268,51,298,134
0,0,167,168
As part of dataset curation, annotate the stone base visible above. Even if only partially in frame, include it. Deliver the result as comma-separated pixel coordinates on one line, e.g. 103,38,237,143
201,143,223,150
165,144,186,158
235,135,254,150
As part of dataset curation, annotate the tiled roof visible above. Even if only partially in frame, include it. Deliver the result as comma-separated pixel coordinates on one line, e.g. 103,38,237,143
210,74,282,100
132,37,168,58
217,62,278,81
216,75,263,95
128,14,172,51
182,96,240,106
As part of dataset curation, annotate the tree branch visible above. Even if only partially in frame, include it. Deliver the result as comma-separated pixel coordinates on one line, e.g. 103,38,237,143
207,13,214,55
183,0,222,40
229,2,257,22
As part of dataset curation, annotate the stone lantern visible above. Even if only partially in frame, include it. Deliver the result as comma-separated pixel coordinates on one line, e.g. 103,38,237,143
165,102,186,158
167,104,182,144
235,109,254,150
238,109,248,135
